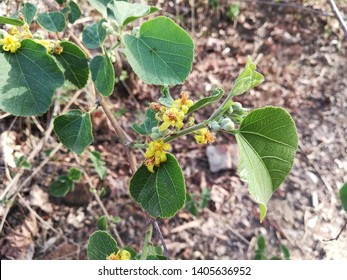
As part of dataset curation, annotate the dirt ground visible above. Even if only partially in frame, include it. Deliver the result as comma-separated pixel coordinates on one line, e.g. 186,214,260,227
0,0,347,260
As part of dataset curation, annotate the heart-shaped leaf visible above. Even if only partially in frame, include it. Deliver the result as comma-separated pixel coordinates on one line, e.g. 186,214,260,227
82,20,106,49
0,39,64,116
21,3,37,24
130,153,186,218
123,16,194,85
67,1,82,24
107,1,159,27
53,41,89,89
90,55,115,96
235,106,298,221
188,87,224,114
231,57,264,97
54,110,94,154
87,231,119,260
132,109,158,135
37,12,66,32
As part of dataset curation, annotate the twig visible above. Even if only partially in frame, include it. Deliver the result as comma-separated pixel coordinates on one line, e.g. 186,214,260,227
153,220,170,259
327,0,347,39
323,218,347,241
140,222,153,260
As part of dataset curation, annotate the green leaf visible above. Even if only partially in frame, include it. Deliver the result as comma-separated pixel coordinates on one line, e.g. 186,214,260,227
50,175,74,197
68,167,82,181
21,3,37,24
53,41,89,89
67,1,82,24
88,0,113,18
185,192,198,217
188,87,224,114
0,39,64,116
90,55,115,96
129,153,186,218
0,16,24,26
254,236,267,260
97,215,108,231
107,1,159,27
199,187,211,209
55,0,67,4
54,110,94,154
82,20,106,49
158,85,174,107
132,109,158,135
235,106,298,222
231,57,264,97
89,151,107,180
87,230,119,260
123,16,194,85
37,12,66,32
15,156,31,170
280,244,290,260
339,182,347,212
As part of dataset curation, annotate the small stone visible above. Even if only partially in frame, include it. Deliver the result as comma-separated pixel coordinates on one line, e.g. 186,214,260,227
206,145,237,173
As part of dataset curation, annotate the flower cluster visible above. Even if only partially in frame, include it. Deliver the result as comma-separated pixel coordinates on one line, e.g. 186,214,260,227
106,249,131,260
144,140,171,173
194,128,215,144
0,34,21,53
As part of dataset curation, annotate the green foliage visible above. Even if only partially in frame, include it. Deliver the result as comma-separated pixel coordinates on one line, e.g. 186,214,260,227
185,188,211,217
0,16,24,26
89,151,107,180
107,1,159,27
235,106,298,221
188,87,224,114
82,20,106,49
227,4,240,21
21,3,37,24
339,183,347,212
132,109,158,135
53,41,89,89
37,12,66,32
55,0,67,4
88,0,113,18
123,16,194,85
130,153,186,218
54,110,94,154
15,156,31,170
231,57,264,97
0,39,64,116
254,236,291,260
90,55,115,96
87,230,119,260
199,187,211,209
158,85,174,107
50,175,74,197
185,193,199,217
97,215,108,230
67,1,82,24
68,167,83,181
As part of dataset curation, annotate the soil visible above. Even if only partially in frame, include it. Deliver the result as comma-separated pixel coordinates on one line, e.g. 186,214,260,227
0,0,346,260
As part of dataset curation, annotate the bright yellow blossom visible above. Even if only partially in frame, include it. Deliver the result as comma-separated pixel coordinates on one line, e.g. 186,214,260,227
159,107,185,132
0,34,21,53
144,140,171,173
194,128,215,144
173,91,194,114
106,249,131,260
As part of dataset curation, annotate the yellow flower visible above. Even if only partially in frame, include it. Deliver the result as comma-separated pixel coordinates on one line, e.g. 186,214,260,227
0,34,21,53
173,91,194,114
106,249,131,260
159,107,185,131
144,140,171,172
34,39,54,53
9,26,19,36
194,128,215,144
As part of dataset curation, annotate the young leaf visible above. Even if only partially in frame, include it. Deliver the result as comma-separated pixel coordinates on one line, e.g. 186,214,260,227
0,39,64,116
21,3,37,24
50,175,74,197
53,41,89,89
231,57,264,97
88,0,113,18
129,153,186,218
158,85,174,107
90,55,115,96
68,1,82,24
199,187,211,209
0,16,24,26
339,182,347,212
82,20,106,49
188,87,224,114
280,244,290,260
87,230,118,260
68,167,83,181
97,215,108,231
185,192,198,217
235,106,298,222
132,109,158,135
37,12,66,32
107,1,159,27
54,110,94,154
89,151,107,180
15,156,31,170
123,16,194,86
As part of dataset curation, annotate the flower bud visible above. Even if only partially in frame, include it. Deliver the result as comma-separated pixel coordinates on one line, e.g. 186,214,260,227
220,117,232,127
210,121,221,132
222,121,235,131
232,102,242,110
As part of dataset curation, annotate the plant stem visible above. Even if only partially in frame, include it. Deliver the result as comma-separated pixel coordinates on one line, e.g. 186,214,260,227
163,121,207,143
153,220,170,259
132,143,148,149
140,222,153,260
327,0,347,39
